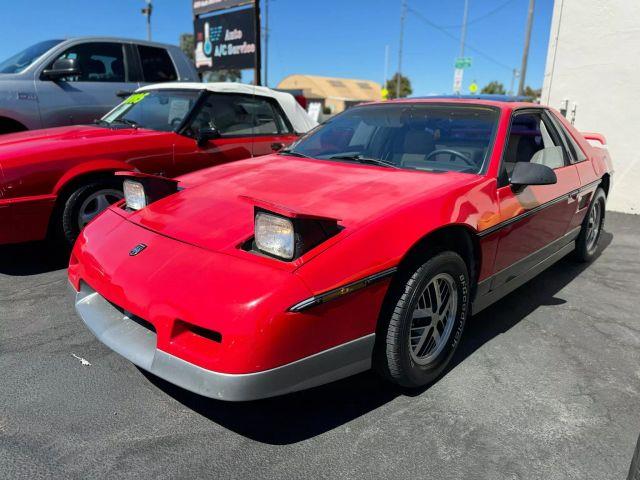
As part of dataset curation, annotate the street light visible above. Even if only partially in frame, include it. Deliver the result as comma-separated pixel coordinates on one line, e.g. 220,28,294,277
141,0,153,41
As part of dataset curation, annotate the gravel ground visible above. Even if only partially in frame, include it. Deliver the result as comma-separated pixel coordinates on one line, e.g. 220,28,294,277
1,211,639,479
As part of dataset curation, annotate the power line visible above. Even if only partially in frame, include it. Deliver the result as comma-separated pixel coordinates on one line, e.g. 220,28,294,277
407,5,513,71
439,0,517,29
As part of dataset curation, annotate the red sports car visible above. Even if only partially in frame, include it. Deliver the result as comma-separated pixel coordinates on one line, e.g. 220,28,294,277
69,97,613,401
0,83,315,245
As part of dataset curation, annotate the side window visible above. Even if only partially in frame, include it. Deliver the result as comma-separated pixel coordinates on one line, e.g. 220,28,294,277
137,46,177,83
49,42,125,82
547,112,588,163
187,94,292,137
501,111,568,183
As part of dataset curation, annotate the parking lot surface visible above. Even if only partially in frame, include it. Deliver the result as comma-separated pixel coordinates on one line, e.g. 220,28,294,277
1,212,639,479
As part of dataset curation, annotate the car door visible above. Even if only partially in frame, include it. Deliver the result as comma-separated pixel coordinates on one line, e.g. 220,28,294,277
35,41,137,127
490,109,581,287
236,94,300,155
171,92,296,177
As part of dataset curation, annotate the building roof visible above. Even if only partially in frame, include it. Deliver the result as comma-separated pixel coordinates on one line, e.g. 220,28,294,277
136,82,318,133
277,75,382,102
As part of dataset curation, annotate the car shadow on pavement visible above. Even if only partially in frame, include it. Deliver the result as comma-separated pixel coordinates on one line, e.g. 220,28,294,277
144,231,612,445
0,241,68,276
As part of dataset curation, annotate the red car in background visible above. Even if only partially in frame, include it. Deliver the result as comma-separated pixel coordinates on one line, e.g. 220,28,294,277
0,82,316,245
70,97,612,401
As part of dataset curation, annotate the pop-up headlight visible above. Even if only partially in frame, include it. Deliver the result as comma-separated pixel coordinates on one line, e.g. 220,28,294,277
255,212,295,260
117,172,179,212
123,180,147,211
250,205,343,262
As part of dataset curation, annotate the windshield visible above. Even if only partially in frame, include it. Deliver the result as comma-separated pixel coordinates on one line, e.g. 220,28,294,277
0,39,63,74
287,104,499,174
101,90,201,131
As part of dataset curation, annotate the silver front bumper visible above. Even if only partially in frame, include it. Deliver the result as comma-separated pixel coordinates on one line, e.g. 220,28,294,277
73,283,374,401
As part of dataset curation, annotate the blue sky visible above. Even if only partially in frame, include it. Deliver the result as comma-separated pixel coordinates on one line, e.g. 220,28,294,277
0,0,553,95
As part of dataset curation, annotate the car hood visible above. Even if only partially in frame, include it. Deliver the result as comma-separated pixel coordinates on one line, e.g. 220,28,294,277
124,155,480,256
0,125,165,161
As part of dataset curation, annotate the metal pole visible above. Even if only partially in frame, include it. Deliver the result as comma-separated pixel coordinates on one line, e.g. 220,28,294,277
509,68,519,96
143,1,152,41
264,0,269,86
518,0,535,96
254,0,262,86
384,44,389,87
459,0,469,58
396,0,407,98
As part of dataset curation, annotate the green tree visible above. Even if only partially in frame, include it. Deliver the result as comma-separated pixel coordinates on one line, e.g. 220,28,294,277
179,33,194,62
202,70,242,82
523,86,542,102
481,81,506,95
385,73,413,99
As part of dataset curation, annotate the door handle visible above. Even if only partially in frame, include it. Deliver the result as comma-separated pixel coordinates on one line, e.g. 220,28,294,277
568,190,579,202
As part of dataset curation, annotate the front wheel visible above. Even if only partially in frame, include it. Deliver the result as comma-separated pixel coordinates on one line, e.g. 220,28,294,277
573,187,606,262
58,180,123,246
375,251,470,388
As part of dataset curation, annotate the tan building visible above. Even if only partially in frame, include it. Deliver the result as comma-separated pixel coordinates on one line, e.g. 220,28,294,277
277,74,382,114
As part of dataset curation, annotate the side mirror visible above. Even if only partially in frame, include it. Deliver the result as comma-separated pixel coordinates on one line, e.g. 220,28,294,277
196,127,221,147
509,161,557,192
41,57,81,80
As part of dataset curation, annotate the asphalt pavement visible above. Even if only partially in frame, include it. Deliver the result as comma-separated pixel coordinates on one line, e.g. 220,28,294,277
1,212,639,479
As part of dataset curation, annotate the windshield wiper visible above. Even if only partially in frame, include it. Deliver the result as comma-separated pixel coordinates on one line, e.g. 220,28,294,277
112,118,139,128
93,119,111,127
329,155,399,169
279,149,310,158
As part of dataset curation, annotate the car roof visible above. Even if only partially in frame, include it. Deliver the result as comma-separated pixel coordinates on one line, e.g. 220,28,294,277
56,36,179,50
364,95,542,110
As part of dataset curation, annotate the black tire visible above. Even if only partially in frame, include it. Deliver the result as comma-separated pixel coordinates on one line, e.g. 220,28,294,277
375,251,470,388
57,180,123,246
573,187,606,262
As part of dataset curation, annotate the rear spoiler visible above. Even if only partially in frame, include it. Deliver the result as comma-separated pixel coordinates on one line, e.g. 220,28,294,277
582,132,607,146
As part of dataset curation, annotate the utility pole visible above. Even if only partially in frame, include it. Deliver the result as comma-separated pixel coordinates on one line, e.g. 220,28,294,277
509,68,519,96
141,0,153,41
518,0,535,96
459,0,469,59
264,0,269,86
453,0,469,94
396,0,407,99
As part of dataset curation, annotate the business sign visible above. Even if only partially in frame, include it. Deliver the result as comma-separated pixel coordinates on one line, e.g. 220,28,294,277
193,0,253,16
194,7,256,72
455,56,472,69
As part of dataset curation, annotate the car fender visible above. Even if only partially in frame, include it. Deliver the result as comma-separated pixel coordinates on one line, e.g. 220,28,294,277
295,176,496,297
53,159,136,195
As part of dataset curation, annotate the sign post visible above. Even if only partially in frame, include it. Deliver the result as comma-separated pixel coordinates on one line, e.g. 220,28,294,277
453,68,463,94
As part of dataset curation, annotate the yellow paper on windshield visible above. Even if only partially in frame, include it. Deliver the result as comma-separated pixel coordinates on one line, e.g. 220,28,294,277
124,92,149,104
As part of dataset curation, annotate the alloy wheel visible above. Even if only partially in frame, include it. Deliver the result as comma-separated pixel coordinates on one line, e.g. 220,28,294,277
77,189,123,229
408,272,458,366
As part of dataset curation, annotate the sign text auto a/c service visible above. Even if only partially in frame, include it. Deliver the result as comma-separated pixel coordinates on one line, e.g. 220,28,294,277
194,7,257,72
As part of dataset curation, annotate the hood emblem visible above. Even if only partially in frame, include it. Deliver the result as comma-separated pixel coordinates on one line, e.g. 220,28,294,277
129,244,147,256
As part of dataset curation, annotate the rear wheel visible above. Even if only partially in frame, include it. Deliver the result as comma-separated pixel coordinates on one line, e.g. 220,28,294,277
574,187,606,262
376,251,469,388
57,180,123,246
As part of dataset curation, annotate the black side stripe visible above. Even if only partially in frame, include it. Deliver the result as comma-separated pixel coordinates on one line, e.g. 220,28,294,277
289,267,397,312
478,179,601,238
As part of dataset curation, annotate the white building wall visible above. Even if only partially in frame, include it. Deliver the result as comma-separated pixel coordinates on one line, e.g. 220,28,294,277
542,0,640,213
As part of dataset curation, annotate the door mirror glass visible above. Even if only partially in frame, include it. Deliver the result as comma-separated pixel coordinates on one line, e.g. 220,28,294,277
42,57,80,80
509,161,557,191
196,126,220,147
